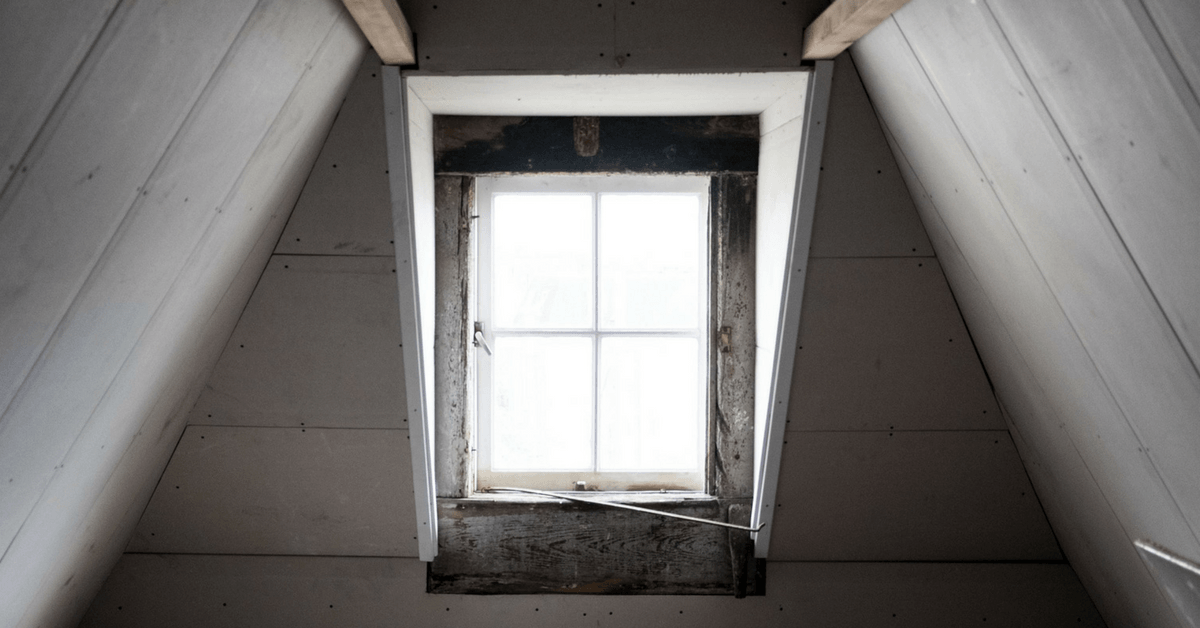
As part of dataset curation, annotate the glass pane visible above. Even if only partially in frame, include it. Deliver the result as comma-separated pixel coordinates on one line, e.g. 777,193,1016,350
492,336,593,470
599,194,702,329
493,194,592,329
598,337,700,471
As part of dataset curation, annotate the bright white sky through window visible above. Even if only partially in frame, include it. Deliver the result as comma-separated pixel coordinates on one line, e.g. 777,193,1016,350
477,176,708,490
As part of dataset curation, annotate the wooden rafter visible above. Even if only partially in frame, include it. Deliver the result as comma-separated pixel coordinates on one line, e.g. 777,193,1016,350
802,0,912,60
341,0,415,65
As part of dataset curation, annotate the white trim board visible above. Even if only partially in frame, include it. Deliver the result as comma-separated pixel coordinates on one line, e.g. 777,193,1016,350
382,66,831,562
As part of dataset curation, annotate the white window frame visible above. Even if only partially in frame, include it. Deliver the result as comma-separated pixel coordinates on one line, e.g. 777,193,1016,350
382,64,834,562
474,174,710,492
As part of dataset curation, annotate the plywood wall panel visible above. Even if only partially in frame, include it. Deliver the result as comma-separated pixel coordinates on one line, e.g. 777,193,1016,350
400,0,614,72
189,255,406,429
769,430,1059,562
789,257,1000,432
129,426,417,557
80,555,1104,628
809,53,932,258
613,0,809,71
276,52,395,257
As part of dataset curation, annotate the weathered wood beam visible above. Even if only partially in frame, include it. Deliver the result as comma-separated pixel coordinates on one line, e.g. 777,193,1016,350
801,0,911,60
341,0,415,65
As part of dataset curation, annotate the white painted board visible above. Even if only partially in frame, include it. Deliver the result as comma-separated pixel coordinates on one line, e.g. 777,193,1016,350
0,1,358,624
189,255,406,429
751,60,831,558
852,14,1196,627
80,555,1104,627
383,68,439,562
5,17,366,628
403,72,809,117
984,0,1200,375
0,0,258,554
788,257,1000,431
971,0,1200,535
128,426,417,557
768,430,1060,562
0,0,119,191
276,51,395,257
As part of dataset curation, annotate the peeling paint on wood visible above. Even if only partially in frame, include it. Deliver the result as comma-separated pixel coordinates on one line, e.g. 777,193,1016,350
712,174,756,499
434,175,474,497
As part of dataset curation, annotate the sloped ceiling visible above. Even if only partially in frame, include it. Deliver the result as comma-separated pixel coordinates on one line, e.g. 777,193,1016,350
852,1,1200,626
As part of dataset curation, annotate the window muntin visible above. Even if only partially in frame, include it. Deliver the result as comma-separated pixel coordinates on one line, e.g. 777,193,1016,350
476,175,709,491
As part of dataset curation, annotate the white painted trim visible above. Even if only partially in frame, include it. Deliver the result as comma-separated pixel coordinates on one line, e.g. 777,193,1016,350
404,73,808,117
751,59,834,557
382,67,438,561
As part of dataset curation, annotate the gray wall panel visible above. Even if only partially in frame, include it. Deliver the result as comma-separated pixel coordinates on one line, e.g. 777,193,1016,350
770,430,1059,562
81,555,1104,628
189,255,406,429
129,426,417,557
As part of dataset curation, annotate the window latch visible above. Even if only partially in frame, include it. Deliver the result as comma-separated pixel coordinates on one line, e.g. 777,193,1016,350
473,322,493,355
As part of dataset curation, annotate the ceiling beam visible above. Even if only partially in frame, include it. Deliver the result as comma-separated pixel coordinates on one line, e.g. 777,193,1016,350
801,0,911,60
341,0,415,65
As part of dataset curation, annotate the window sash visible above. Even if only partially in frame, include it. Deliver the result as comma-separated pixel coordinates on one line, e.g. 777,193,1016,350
476,175,709,492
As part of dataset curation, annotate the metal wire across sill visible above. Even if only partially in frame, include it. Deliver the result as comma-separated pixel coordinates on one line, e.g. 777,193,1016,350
487,487,765,532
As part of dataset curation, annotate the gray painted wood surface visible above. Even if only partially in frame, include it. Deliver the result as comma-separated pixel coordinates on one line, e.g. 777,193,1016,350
769,430,1059,561
276,51,395,257
789,257,1000,432
129,425,417,557
80,555,1104,627
189,255,406,429
808,53,932,258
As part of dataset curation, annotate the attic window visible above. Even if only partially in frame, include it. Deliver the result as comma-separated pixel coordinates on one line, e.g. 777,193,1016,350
382,67,834,583
474,175,709,492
